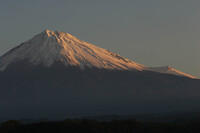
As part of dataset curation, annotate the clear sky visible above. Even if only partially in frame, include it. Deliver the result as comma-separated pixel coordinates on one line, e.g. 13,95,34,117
0,0,200,77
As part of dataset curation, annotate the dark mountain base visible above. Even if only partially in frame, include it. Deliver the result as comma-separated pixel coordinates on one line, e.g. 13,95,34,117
0,61,200,121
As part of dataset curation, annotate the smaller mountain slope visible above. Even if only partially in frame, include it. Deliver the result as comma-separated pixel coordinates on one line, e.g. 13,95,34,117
147,66,197,79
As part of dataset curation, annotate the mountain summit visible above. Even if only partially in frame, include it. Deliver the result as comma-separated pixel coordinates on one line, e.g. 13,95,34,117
0,29,196,78
0,29,145,71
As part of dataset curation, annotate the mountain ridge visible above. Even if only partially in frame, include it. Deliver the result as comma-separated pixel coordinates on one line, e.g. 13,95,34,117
0,29,196,79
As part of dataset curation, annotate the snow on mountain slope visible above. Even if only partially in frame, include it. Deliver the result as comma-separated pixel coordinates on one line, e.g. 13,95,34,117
0,29,145,71
147,66,197,79
0,29,196,79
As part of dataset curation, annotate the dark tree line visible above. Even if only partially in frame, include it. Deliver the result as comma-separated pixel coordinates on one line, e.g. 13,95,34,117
1,119,200,133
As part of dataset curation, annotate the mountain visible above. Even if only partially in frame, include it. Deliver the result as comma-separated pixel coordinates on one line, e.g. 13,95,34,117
0,30,199,122
0,29,195,78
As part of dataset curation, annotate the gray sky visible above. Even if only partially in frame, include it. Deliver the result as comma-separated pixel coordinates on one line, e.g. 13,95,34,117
0,0,199,77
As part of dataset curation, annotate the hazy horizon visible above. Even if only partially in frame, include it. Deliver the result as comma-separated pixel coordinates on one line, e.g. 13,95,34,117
0,0,199,77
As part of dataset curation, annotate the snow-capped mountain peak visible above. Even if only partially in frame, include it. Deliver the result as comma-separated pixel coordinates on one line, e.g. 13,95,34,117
0,29,145,71
0,29,197,79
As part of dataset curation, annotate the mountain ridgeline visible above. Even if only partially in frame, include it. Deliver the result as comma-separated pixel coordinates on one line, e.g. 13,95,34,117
0,30,199,121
